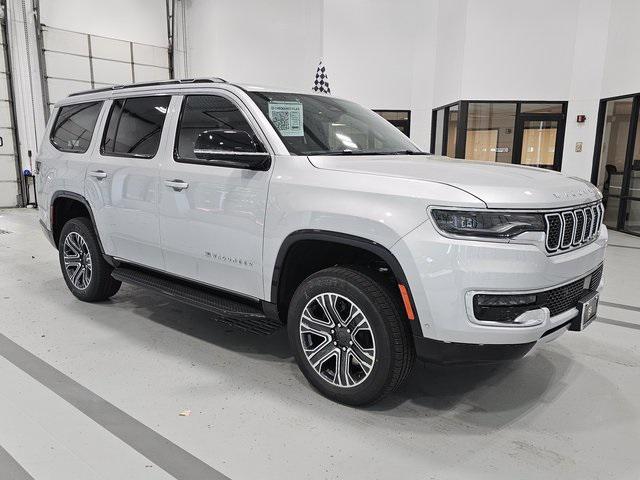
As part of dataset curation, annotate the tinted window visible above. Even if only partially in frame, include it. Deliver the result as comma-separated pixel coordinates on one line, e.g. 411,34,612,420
50,101,103,153
102,96,170,157
176,95,258,161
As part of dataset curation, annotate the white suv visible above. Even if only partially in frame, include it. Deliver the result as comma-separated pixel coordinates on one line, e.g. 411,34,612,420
37,78,607,405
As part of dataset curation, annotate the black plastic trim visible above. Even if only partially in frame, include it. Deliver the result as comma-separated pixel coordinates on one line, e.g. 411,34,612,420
414,336,536,365
271,230,424,337
39,219,55,247
112,265,282,335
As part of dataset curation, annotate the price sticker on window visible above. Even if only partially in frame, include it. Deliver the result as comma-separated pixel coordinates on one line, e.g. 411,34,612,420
268,101,304,137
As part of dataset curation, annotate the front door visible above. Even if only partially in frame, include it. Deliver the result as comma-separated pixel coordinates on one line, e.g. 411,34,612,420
85,95,171,270
513,113,564,171
158,93,273,299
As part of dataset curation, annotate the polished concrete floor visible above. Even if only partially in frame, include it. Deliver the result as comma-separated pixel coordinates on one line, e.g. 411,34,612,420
0,208,639,480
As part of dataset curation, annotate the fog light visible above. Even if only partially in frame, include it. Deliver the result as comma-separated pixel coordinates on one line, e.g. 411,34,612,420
476,294,537,307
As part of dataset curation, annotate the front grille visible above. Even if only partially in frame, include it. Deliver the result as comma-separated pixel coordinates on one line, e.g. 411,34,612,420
545,201,603,254
542,265,602,316
473,264,603,323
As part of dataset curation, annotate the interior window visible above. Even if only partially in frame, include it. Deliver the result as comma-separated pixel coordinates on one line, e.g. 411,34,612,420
175,95,258,161
102,96,170,157
50,101,103,153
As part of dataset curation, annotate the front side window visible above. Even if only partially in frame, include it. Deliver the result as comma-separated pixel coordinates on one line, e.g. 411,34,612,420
102,96,171,158
175,95,259,162
50,101,103,153
248,92,420,156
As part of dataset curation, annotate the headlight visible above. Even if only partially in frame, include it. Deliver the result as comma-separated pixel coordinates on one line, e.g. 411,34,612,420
430,209,545,238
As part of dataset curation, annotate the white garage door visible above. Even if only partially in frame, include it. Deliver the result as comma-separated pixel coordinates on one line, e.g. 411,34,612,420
0,19,20,208
40,26,170,110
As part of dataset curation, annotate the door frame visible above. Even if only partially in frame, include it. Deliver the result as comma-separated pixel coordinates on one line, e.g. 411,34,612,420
512,112,565,171
591,92,640,236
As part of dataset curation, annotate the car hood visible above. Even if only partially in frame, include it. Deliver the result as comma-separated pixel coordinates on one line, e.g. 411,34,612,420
307,154,601,209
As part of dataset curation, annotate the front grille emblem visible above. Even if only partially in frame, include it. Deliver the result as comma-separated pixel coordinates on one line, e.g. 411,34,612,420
545,201,603,254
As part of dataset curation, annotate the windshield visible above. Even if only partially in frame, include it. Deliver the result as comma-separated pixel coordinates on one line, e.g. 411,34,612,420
248,91,423,156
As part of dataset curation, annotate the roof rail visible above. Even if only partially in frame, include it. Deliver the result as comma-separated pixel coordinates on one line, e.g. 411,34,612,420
67,77,227,97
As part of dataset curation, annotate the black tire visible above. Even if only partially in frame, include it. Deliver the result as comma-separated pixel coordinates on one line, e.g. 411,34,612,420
288,266,415,406
58,217,121,302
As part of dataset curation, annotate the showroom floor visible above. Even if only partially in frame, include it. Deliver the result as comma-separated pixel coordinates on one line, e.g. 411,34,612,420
0,208,638,480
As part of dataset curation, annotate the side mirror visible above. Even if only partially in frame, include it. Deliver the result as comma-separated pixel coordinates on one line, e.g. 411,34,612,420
193,129,270,170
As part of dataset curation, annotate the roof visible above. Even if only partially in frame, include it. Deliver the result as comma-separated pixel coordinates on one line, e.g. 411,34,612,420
58,77,342,106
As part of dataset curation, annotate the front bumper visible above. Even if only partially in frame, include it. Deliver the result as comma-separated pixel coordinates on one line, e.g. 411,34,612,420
392,219,607,347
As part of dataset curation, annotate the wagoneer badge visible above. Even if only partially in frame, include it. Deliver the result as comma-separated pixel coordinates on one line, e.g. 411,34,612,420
553,188,592,199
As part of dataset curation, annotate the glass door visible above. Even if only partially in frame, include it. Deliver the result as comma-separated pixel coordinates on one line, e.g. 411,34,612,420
514,114,563,171
622,104,640,234
594,97,632,229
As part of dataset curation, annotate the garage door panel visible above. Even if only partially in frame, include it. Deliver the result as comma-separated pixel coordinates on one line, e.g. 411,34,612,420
0,155,17,181
0,180,17,207
43,28,88,56
92,58,132,85
45,51,91,81
0,102,13,127
0,74,10,100
47,78,92,104
91,36,131,62
0,128,16,154
133,65,169,83
132,44,168,68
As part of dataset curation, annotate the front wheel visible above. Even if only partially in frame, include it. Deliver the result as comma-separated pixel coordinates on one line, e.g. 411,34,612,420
288,267,415,406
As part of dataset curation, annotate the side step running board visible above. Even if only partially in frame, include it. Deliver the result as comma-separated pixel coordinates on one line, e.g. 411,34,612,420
111,267,282,335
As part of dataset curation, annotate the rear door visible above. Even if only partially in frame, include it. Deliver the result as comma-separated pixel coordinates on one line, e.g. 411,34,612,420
85,95,171,270
158,92,273,298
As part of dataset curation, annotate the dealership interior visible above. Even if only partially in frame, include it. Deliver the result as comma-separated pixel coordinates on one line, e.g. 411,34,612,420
0,0,639,479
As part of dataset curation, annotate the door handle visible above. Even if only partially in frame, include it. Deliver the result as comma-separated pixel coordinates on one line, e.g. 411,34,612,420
164,179,189,191
88,170,108,179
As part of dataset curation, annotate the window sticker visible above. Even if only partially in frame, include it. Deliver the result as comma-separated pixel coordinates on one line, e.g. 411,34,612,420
268,101,304,137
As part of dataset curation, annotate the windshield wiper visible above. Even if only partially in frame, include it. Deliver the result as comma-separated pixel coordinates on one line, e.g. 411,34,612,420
391,150,429,155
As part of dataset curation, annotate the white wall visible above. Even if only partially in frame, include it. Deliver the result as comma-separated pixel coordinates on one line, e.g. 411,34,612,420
185,0,322,90
562,0,612,180
601,0,640,99
322,0,437,149
39,0,168,46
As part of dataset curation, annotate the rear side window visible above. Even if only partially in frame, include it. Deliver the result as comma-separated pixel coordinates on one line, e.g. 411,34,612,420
175,95,258,161
101,96,171,158
50,101,103,153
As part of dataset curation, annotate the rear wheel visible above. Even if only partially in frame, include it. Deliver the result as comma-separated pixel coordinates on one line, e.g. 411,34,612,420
288,266,415,406
58,217,121,302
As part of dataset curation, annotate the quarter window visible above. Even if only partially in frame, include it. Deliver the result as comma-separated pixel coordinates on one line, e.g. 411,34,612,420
50,101,103,153
102,96,171,157
175,95,259,162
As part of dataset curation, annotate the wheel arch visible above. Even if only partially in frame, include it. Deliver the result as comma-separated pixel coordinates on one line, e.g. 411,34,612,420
50,191,105,254
270,230,423,337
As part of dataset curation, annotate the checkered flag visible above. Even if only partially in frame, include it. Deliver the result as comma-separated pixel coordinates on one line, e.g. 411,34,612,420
312,60,331,94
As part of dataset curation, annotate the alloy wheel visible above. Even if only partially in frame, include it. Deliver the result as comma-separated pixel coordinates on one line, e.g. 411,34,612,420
299,292,376,388
63,232,93,290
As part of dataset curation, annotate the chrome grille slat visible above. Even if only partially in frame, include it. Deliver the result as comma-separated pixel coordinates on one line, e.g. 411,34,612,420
544,201,603,254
